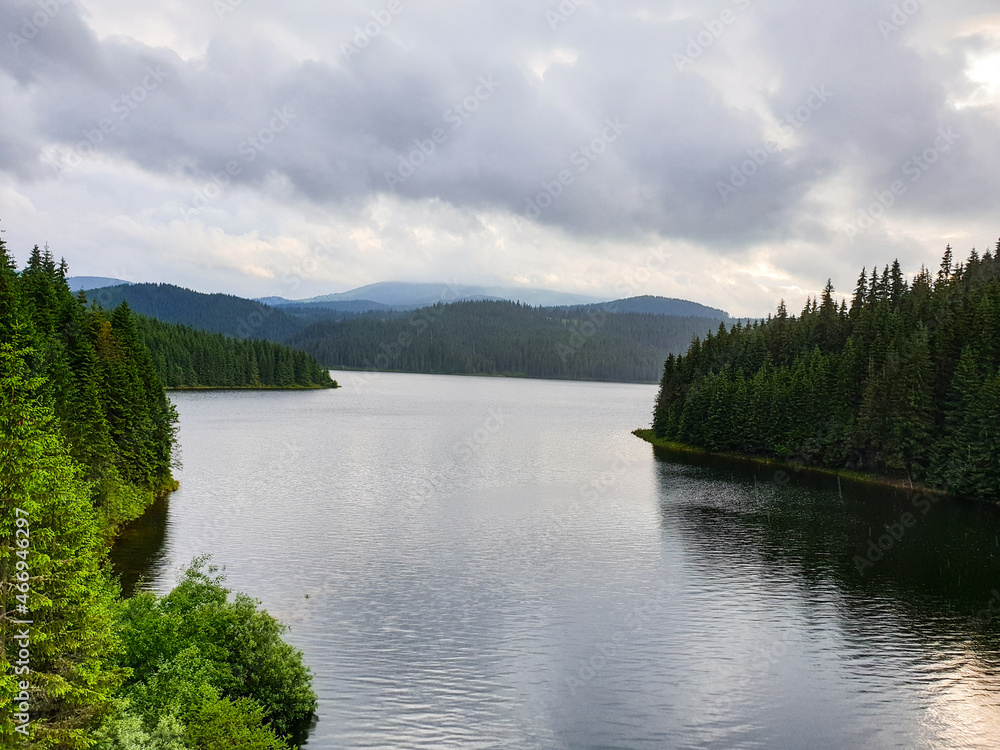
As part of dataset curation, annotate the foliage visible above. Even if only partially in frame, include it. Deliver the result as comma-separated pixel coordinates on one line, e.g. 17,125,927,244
2,239,316,746
84,285,305,343
109,559,316,749
652,245,1000,497
136,317,336,389
290,300,726,383
0,332,124,746
2,241,178,529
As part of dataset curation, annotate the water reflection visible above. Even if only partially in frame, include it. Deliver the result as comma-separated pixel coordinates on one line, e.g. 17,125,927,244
108,377,1000,749
109,495,171,596
653,445,1000,747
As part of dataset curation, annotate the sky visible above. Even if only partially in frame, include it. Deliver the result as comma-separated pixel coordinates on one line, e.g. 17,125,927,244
1,0,999,316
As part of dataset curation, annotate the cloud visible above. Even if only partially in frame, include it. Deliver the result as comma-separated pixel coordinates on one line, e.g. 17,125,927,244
1,0,999,315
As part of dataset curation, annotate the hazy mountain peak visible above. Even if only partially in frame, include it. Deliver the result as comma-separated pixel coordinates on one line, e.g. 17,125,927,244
67,276,132,292
282,281,608,309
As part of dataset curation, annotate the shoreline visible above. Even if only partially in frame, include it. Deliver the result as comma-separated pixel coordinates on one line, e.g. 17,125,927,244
327,366,659,386
166,383,339,391
631,428,951,498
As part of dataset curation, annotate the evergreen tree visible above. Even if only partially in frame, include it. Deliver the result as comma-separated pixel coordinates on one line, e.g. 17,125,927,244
1,334,123,748
649,245,1000,498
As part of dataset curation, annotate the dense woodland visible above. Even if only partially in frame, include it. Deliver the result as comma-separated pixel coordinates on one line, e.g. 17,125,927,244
89,284,306,342
2,245,177,530
652,246,1000,499
1,241,315,748
138,317,336,389
290,300,725,383
86,284,729,383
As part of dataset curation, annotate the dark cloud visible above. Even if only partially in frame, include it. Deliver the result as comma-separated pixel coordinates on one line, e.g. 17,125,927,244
1,0,999,312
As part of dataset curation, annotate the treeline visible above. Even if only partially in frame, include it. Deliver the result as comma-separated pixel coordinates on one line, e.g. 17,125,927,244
652,245,1000,499
89,283,306,341
1,243,176,530
1,240,315,747
80,283,735,383
138,316,336,389
289,300,725,383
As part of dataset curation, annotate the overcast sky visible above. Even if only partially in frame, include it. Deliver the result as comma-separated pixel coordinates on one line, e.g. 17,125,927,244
1,0,999,314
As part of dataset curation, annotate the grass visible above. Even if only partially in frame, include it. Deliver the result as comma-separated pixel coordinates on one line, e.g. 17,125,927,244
166,382,339,391
631,428,947,497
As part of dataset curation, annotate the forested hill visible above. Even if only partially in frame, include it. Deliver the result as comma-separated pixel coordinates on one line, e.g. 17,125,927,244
82,282,732,383
87,282,306,340
560,295,730,319
1,244,177,529
651,245,1000,500
1,240,316,745
138,315,336,389
288,300,726,383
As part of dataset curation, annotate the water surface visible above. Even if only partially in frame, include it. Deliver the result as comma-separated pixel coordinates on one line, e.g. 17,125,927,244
112,372,1000,749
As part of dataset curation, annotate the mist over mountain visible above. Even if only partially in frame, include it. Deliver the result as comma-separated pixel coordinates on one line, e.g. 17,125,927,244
262,282,607,310
67,276,132,292
79,278,732,383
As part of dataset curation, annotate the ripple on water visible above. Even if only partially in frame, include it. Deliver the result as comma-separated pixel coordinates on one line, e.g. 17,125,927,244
109,375,1000,749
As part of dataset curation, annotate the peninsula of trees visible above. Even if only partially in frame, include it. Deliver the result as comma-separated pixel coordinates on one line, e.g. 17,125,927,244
1,240,316,747
649,246,1000,500
138,317,337,389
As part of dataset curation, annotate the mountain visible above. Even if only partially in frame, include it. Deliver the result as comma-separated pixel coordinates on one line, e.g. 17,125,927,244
79,281,737,384
563,295,730,319
288,299,727,383
275,281,607,309
84,283,306,341
274,299,393,314
67,276,132,291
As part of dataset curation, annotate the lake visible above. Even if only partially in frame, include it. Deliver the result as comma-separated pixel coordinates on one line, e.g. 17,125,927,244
111,372,1000,749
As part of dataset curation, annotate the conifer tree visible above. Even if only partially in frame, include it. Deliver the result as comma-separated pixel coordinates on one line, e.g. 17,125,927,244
1,333,123,748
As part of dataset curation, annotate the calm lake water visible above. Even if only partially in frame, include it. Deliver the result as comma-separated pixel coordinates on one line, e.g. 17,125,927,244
111,372,1000,749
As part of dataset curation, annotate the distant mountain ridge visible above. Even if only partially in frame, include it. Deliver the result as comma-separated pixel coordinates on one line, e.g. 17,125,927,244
67,276,132,291
260,281,608,309
81,280,735,383
561,295,730,320
84,283,305,341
